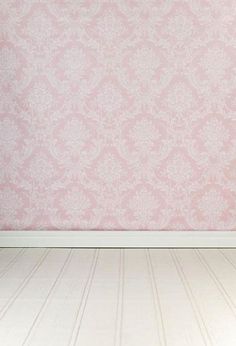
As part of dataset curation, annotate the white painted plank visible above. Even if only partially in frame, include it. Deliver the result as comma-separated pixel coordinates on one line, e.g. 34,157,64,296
150,249,207,346
219,249,236,270
121,249,161,346
73,249,120,346
0,249,24,276
0,249,46,312
174,249,236,346
197,249,236,311
0,249,236,346
0,249,70,346
22,249,96,346
114,249,124,346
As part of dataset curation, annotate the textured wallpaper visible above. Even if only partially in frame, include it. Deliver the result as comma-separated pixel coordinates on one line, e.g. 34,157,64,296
0,1,236,230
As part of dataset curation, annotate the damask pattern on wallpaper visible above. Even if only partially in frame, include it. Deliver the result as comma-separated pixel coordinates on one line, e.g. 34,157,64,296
0,1,236,230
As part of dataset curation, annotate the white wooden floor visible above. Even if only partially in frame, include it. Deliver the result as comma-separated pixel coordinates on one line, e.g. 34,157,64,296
0,249,236,346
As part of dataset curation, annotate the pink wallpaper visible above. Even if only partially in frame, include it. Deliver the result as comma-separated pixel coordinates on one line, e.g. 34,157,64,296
0,1,236,231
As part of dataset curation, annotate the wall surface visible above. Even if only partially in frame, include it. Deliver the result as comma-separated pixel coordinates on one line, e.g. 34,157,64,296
0,1,236,230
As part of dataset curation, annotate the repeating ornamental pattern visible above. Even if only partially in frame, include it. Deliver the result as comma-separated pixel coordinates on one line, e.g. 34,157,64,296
0,0,236,230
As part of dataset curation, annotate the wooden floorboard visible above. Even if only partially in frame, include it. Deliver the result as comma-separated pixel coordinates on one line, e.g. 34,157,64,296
0,249,235,346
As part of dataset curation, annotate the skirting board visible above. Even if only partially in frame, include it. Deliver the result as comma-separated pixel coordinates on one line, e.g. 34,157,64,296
0,231,236,248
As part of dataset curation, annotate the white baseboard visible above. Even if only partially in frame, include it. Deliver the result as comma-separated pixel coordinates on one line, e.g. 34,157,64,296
0,231,235,248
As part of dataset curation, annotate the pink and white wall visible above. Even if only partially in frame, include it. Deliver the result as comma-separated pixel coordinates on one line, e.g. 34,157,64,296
0,1,236,231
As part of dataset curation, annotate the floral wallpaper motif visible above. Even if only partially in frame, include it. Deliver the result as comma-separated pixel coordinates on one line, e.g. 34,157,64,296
0,1,236,230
